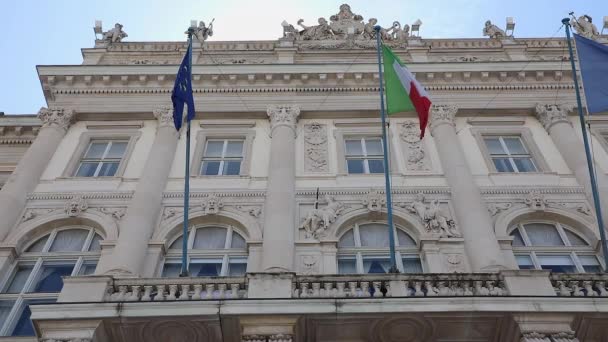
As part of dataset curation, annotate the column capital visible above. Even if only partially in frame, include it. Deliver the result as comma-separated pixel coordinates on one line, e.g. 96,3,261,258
37,106,75,130
535,103,574,132
153,105,175,128
429,104,458,132
267,104,300,137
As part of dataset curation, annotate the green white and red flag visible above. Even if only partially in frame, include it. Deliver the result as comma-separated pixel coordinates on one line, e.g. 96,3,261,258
382,45,432,138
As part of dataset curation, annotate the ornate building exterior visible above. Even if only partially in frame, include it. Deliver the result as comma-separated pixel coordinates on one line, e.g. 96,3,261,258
1,4,608,342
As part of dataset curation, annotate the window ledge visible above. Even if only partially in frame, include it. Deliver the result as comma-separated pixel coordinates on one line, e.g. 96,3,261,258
191,175,250,179
54,176,124,181
487,171,559,176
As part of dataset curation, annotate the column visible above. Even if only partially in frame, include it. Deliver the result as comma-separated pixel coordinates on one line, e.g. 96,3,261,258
97,106,178,276
536,103,608,221
0,107,74,242
261,105,300,272
429,105,507,271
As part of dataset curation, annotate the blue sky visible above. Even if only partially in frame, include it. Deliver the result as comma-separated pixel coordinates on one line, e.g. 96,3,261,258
0,0,606,114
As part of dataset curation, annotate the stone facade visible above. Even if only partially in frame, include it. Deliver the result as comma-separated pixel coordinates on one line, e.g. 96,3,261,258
1,5,608,341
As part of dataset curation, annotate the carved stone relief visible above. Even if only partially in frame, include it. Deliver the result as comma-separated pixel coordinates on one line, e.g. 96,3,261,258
299,255,320,274
400,121,430,171
486,202,513,216
37,107,75,130
303,123,329,173
525,190,548,211
64,196,88,217
362,189,385,213
429,105,457,131
299,195,346,239
153,105,174,127
535,103,573,131
201,194,224,215
482,20,507,39
404,192,461,238
444,254,466,273
235,205,263,218
267,105,301,136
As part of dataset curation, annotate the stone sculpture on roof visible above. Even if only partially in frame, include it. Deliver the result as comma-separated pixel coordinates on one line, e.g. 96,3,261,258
102,23,128,43
193,20,214,43
570,14,600,40
482,20,506,39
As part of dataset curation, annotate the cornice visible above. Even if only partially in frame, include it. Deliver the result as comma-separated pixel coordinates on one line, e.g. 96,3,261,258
480,186,585,195
296,187,452,196
27,191,134,201
162,191,267,199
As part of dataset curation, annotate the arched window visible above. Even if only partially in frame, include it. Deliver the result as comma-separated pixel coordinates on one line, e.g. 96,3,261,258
162,225,248,277
337,223,422,274
0,227,102,337
510,221,602,273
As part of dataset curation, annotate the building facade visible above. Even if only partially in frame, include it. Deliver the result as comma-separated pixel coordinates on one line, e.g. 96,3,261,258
1,5,608,341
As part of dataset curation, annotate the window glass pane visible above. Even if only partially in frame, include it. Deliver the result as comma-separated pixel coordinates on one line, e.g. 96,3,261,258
337,257,357,274
169,236,183,250
484,138,505,155
50,229,89,252
359,224,390,247
88,234,102,252
579,255,603,273
396,230,416,247
513,158,537,172
4,266,33,293
228,257,247,276
367,159,385,174
98,162,119,176
524,223,564,246
204,141,224,157
201,161,220,175
503,137,527,154
365,139,383,156
347,159,364,174
0,301,15,331
564,230,589,246
190,259,223,277
345,140,363,156
492,158,514,172
193,227,227,249
79,262,97,276
26,235,49,252
516,255,535,269
362,256,391,274
84,142,108,159
401,256,423,273
161,263,181,277
106,142,127,159
75,162,99,177
223,161,241,175
338,230,355,247
32,264,75,293
511,228,525,246
537,255,576,273
225,141,244,157
11,300,54,337
230,232,246,249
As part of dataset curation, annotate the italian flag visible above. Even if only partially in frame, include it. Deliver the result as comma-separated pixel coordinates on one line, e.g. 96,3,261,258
382,45,432,138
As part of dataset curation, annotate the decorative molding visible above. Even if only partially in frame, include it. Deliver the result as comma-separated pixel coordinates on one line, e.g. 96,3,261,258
535,103,574,131
296,187,452,196
201,194,224,215
303,123,329,172
299,255,320,275
163,191,266,199
64,195,89,217
480,187,585,195
403,192,461,237
487,202,513,216
299,195,346,239
525,190,548,211
429,105,458,131
26,191,134,201
362,189,385,213
153,105,174,127
37,107,75,130
444,254,466,273
267,104,301,137
400,120,430,171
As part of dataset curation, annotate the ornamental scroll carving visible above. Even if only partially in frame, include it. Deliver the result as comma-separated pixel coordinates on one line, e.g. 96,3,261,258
37,107,75,130
429,105,457,131
400,121,430,171
153,105,174,128
304,123,329,172
535,103,574,131
267,105,301,137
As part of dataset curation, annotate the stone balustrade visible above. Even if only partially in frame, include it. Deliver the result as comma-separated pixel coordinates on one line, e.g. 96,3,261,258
105,277,248,302
293,273,508,298
551,274,608,297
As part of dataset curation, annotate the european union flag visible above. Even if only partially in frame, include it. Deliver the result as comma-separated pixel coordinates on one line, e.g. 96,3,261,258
171,44,195,130
575,34,608,114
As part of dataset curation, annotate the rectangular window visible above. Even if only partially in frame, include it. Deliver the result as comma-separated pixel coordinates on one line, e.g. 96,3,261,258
3,266,33,294
401,256,423,273
362,256,391,274
579,255,603,273
536,255,577,273
30,263,75,293
200,139,244,176
74,140,128,177
515,255,535,270
337,256,357,274
227,257,247,276
483,136,538,173
345,137,384,174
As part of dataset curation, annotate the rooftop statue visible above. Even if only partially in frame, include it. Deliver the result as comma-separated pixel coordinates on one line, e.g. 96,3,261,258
570,14,599,40
102,23,128,43
193,20,214,43
297,17,335,40
482,20,506,39
329,3,365,39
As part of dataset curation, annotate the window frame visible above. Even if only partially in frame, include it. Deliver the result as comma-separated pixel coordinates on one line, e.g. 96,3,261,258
333,121,398,176
199,139,245,176
470,127,549,174
62,130,141,178
510,221,602,273
162,224,249,277
336,222,422,274
0,226,102,337
190,122,256,177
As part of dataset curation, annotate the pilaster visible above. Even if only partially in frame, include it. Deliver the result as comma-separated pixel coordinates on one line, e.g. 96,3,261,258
514,313,579,342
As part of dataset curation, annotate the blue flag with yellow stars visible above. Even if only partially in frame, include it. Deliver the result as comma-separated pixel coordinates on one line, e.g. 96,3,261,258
171,44,195,130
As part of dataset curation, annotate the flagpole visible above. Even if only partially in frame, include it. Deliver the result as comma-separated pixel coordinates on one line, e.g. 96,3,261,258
562,18,608,271
374,26,398,273
180,27,194,277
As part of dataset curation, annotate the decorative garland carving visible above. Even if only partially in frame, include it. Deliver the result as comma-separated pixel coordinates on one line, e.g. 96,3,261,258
303,123,329,172
400,121,430,171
